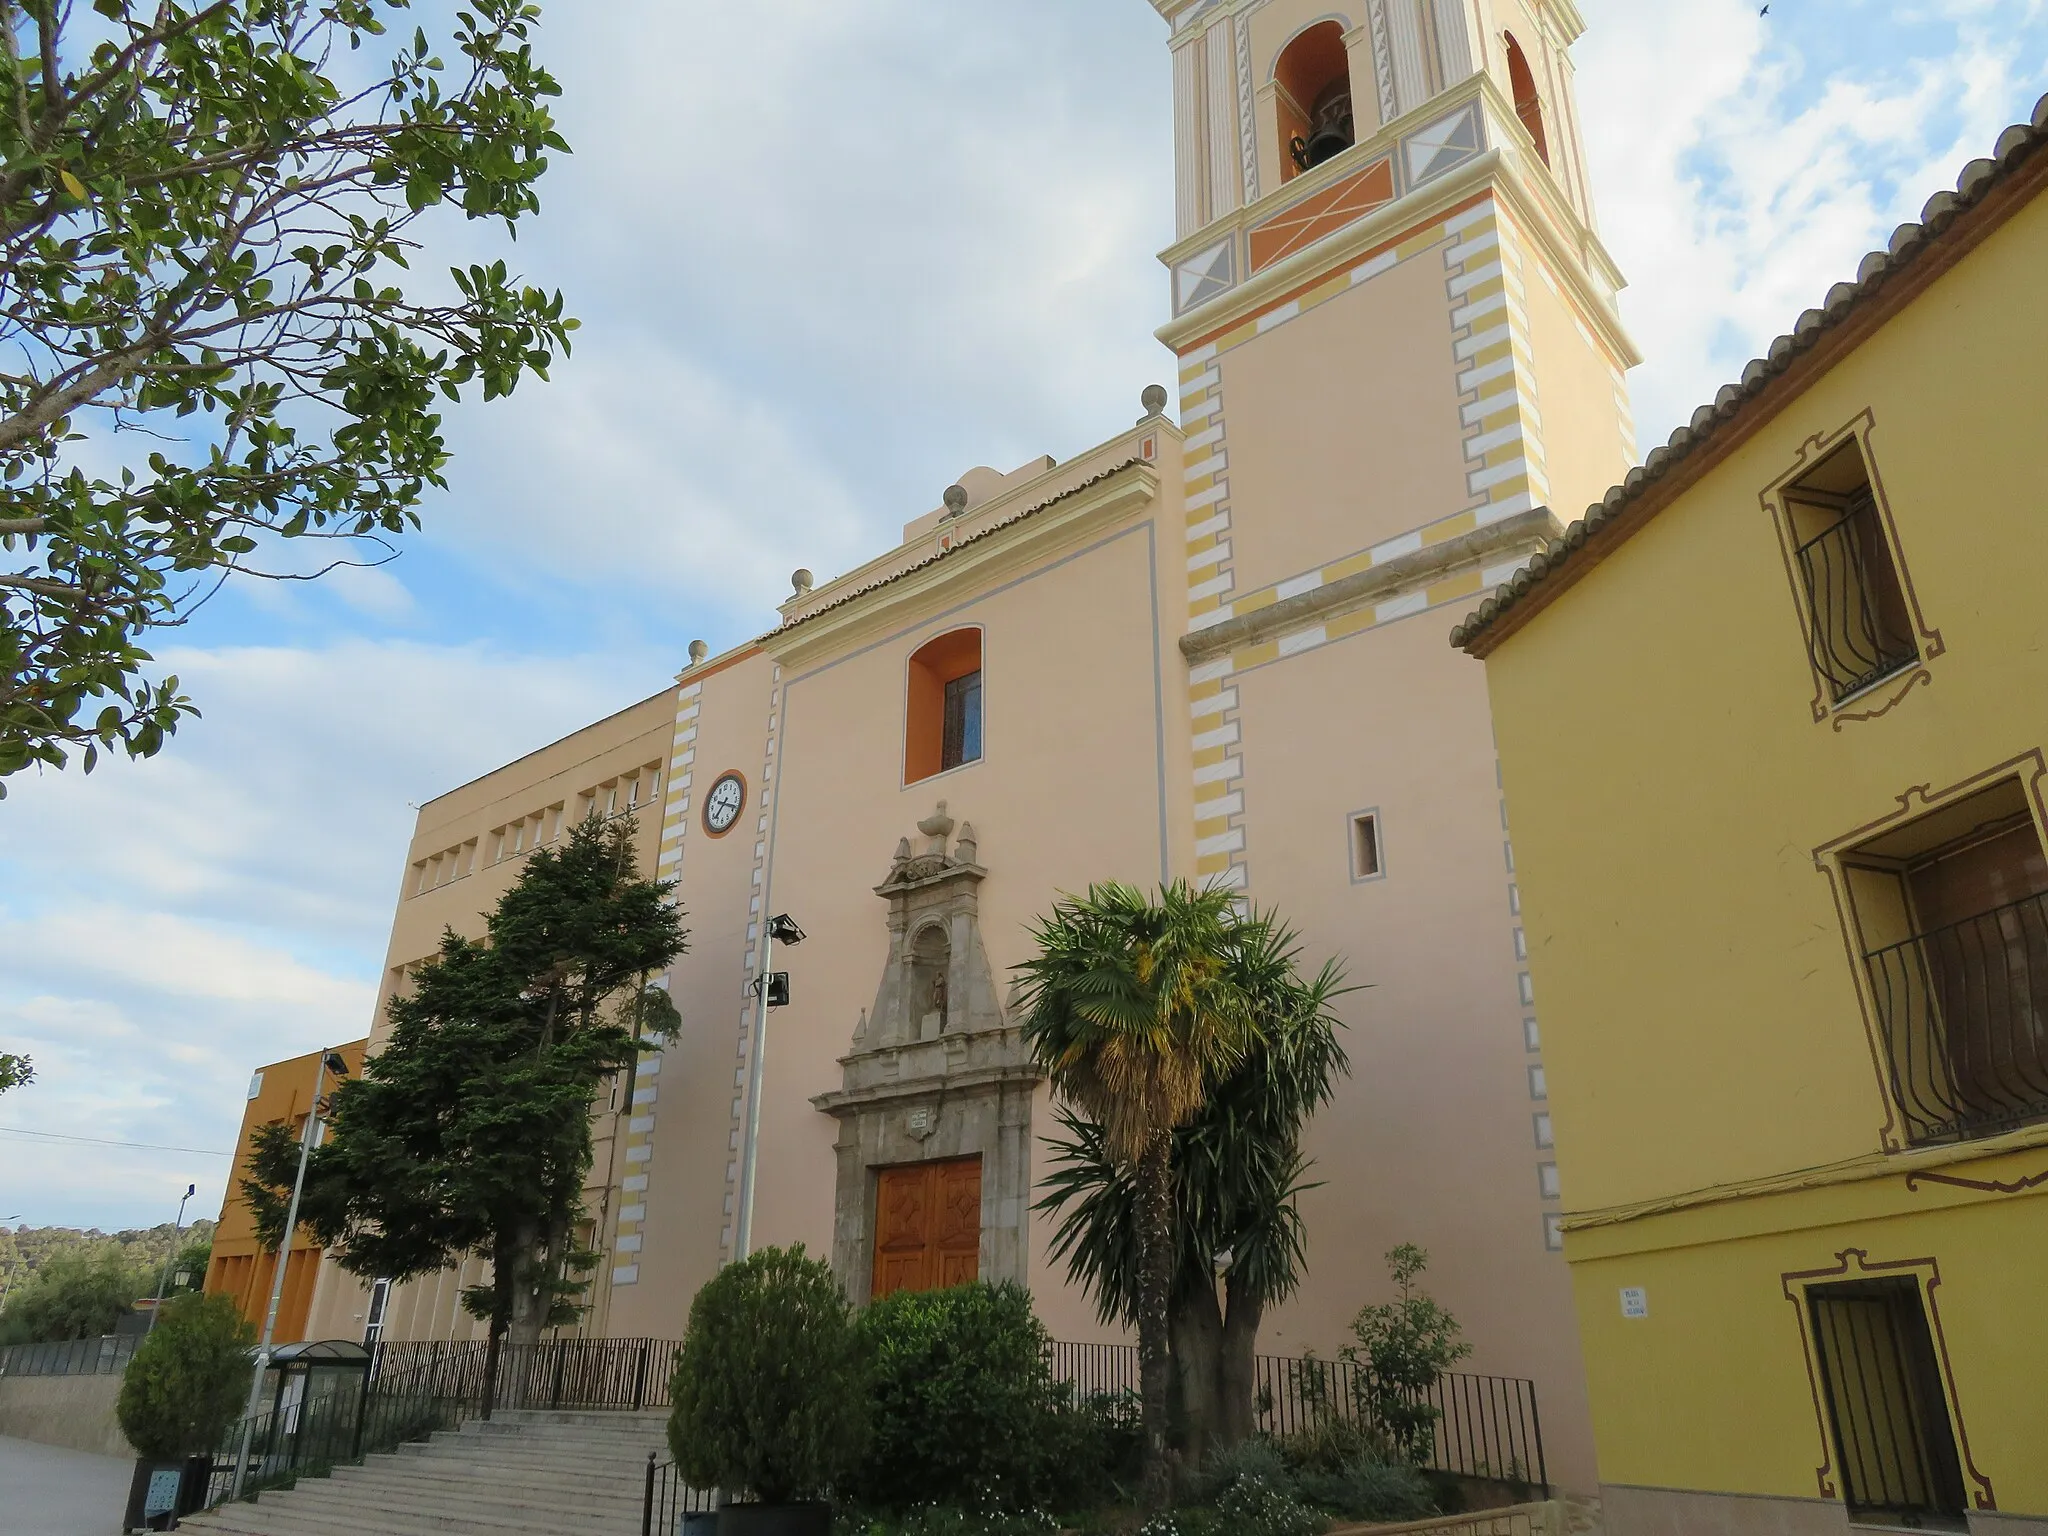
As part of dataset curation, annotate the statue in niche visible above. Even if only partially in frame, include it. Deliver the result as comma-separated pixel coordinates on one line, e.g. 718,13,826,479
930,972,948,1028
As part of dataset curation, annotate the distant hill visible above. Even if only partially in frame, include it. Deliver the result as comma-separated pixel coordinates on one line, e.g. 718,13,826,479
0,1218,216,1288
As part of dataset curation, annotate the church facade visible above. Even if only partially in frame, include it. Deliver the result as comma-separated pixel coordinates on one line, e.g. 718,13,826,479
302,0,1637,1493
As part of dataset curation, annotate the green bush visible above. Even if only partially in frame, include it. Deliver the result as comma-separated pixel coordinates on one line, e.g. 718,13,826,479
843,1282,1136,1515
840,1506,1062,1536
1293,1460,1435,1523
669,1245,867,1504
115,1293,255,1458
1340,1244,1470,1465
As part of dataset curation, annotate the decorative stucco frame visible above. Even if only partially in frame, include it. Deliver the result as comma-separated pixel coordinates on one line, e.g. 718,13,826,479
1780,1247,1996,1512
1812,749,2048,1152
1760,409,1944,730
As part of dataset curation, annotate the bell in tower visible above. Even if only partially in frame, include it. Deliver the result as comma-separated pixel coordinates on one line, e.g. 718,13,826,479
1291,77,1356,172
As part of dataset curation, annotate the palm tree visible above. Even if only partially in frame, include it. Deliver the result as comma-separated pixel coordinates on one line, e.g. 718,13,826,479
1037,911,1350,1466
1016,880,1259,1505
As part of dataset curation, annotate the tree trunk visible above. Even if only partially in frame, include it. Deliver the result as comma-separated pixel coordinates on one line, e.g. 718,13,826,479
1170,1277,1223,1477
1135,1131,1178,1509
1216,1278,1265,1451
505,1214,549,1350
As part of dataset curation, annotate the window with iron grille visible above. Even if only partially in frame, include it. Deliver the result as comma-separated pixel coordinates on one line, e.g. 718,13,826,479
1807,1278,1966,1527
1783,442,1917,703
1840,777,2048,1146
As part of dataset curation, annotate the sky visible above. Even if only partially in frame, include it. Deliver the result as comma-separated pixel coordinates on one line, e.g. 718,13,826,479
2,0,2046,1233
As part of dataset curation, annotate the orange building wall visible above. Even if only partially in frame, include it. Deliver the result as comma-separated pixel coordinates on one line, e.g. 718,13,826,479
204,1039,366,1345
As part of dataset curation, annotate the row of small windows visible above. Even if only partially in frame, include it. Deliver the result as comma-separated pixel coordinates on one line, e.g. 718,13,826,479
406,760,663,898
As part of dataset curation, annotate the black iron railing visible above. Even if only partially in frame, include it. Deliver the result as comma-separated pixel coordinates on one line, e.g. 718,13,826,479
1044,1341,1545,1492
1794,492,1917,702
642,1455,720,1535
0,1333,139,1377
369,1336,682,1412
1865,891,2048,1145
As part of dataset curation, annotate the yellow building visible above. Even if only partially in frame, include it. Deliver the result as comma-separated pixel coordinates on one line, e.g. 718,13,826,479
1454,98,2048,1534
206,1039,368,1345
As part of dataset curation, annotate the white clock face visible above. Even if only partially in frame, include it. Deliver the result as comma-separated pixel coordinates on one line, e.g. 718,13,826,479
704,772,746,835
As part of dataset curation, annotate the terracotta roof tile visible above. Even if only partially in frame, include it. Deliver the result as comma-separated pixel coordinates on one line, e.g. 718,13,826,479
1450,90,2048,656
761,459,1146,639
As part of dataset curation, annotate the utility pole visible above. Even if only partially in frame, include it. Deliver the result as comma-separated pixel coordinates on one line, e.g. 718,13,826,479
145,1183,197,1334
732,914,803,1260
230,1049,350,1499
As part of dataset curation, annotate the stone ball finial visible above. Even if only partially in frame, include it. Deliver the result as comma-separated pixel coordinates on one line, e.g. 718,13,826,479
943,484,969,517
687,639,709,666
1141,383,1169,419
791,568,814,597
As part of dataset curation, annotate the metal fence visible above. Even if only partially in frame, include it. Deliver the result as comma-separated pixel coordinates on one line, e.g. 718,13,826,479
1865,890,2048,1146
1045,1340,1545,1491
370,1336,682,1412
642,1455,720,1535
0,1333,139,1377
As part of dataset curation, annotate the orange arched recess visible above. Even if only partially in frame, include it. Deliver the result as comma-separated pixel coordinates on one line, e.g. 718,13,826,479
1274,22,1354,182
1505,34,1549,167
905,628,983,785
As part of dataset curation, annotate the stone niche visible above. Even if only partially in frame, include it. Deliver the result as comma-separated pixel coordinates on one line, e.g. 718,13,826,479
811,802,1041,1304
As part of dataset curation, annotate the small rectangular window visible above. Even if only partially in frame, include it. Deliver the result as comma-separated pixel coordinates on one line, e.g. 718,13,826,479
1523,1017,1542,1052
942,671,983,771
1533,1111,1554,1150
1349,812,1383,881
1784,441,1917,703
1542,1213,1564,1252
1528,1064,1548,1101
1538,1163,1561,1201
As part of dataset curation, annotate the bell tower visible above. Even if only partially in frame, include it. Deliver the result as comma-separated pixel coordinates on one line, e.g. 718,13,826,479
1142,0,1635,1494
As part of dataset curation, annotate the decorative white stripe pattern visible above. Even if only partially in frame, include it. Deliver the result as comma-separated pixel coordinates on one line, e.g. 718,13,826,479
723,665,784,1261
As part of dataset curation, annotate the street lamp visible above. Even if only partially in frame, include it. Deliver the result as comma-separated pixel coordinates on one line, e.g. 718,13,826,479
146,1183,198,1334
734,913,803,1260
230,1049,352,1498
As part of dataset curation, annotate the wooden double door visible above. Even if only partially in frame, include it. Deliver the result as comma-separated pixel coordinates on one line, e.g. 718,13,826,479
872,1155,982,1300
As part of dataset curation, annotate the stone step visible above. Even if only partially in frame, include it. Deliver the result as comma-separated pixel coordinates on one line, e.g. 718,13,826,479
180,1412,673,1536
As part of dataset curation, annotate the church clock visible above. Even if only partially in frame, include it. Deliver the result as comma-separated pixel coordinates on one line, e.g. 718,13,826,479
702,771,746,836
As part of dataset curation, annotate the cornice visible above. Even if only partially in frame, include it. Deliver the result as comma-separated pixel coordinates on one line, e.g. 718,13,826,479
1155,74,1635,369
1180,507,1560,663
762,462,1161,672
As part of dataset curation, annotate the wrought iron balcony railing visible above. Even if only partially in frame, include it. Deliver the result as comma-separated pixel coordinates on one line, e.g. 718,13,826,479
1795,492,1918,702
1865,890,2048,1146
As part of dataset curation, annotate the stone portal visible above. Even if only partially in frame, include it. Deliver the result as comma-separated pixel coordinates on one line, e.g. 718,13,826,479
811,803,1041,1303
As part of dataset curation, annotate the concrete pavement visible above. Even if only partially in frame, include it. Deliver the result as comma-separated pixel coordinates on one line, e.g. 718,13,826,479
0,1433,131,1536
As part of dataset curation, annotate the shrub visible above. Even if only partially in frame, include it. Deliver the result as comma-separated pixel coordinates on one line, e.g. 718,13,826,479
1195,1436,1289,1502
847,1282,1055,1512
1293,1460,1435,1523
1340,1245,1470,1465
1275,1415,1399,1477
841,1507,1062,1536
1213,1474,1322,1536
669,1245,866,1503
116,1293,255,1458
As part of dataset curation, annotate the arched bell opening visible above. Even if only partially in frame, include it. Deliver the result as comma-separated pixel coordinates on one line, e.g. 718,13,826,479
1274,22,1355,182
1504,33,1550,168
910,921,952,1038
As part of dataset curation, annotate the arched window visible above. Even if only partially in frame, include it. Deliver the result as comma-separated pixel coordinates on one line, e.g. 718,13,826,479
905,628,983,784
1274,22,1355,182
1504,33,1549,168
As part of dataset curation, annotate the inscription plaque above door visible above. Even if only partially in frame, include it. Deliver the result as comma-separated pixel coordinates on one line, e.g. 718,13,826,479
872,1155,982,1300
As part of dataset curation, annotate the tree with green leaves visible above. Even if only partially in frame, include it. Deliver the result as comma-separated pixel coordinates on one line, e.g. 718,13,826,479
0,0,574,795
1037,910,1349,1469
244,815,683,1406
1342,1244,1470,1465
0,1050,28,1093
116,1291,254,1458
1017,880,1261,1506
0,1239,148,1341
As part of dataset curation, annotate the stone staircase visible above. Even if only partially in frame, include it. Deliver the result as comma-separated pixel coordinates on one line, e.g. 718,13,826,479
180,1409,672,1536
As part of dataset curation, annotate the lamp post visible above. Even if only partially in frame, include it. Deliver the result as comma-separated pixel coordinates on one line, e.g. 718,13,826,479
230,1049,351,1499
733,914,803,1260
145,1183,198,1334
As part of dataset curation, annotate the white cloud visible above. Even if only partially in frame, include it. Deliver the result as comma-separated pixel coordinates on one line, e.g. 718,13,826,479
1578,0,2048,454
0,638,670,1228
